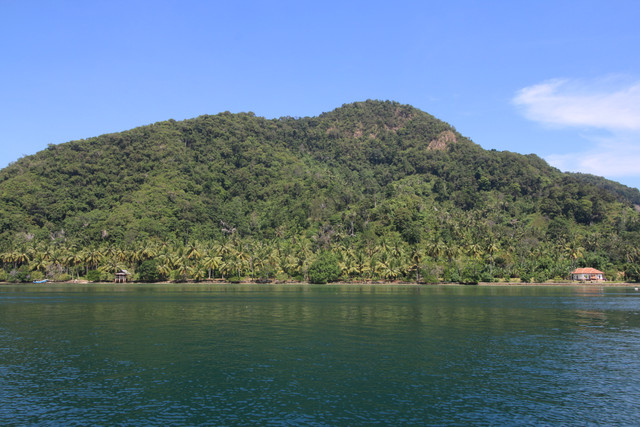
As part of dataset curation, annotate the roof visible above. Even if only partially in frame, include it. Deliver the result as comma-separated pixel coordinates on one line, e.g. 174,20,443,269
571,268,604,274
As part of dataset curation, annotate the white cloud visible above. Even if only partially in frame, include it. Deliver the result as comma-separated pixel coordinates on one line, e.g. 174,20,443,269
514,78,640,130
514,77,640,187
546,141,640,178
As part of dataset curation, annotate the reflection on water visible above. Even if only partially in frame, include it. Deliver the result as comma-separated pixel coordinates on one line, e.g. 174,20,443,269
1,284,640,425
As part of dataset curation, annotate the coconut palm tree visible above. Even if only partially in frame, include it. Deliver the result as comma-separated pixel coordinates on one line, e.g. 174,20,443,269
409,247,424,282
156,261,172,281
83,247,104,273
66,249,85,280
13,248,31,268
186,241,202,261
425,240,446,262
202,254,222,279
30,253,50,275
485,241,500,274
188,264,207,282
564,243,584,269
374,259,401,281
351,250,372,280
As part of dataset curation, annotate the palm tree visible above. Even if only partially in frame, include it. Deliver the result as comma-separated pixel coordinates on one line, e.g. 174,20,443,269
467,243,484,261
374,259,401,281
221,257,244,279
188,264,207,282
425,240,446,262
391,241,405,259
97,257,126,278
186,241,202,261
564,243,584,269
202,254,222,279
351,250,372,280
444,244,459,264
0,250,14,269
30,253,50,275
485,241,500,274
48,247,67,276
174,259,189,282
84,247,104,272
409,247,424,282
66,250,85,280
139,241,158,261
13,248,31,268
156,261,172,281
263,247,282,279
284,254,301,279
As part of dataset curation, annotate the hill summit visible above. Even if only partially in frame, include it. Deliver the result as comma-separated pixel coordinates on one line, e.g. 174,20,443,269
1,100,639,283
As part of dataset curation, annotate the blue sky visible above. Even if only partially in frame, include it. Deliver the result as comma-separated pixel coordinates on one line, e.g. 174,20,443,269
2,0,640,189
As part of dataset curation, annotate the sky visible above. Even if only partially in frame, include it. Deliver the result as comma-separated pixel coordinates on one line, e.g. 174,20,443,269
2,0,640,189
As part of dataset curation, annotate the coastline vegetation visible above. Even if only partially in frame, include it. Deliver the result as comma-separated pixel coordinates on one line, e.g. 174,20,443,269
1,101,639,284
2,233,639,284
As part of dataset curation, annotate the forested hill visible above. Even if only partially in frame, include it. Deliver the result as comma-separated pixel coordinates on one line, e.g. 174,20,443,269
1,100,640,283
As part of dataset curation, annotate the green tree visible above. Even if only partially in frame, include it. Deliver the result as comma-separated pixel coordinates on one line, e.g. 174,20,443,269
308,251,341,284
137,259,161,282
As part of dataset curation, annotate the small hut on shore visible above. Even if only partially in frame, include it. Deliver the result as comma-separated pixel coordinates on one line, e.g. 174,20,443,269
115,269,130,283
570,268,604,282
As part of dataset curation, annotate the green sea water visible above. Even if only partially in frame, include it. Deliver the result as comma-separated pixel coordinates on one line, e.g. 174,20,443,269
1,284,640,425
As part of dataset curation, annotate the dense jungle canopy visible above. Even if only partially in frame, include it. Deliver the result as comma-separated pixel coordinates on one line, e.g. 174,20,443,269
1,100,640,283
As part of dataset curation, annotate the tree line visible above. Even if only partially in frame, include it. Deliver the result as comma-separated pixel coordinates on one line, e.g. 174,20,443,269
2,231,639,283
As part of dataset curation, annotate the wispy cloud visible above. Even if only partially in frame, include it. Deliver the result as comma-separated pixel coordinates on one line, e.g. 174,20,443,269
513,78,640,130
513,77,640,185
546,137,640,178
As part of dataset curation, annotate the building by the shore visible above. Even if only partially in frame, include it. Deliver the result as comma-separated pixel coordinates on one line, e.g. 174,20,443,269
570,268,604,281
115,269,130,283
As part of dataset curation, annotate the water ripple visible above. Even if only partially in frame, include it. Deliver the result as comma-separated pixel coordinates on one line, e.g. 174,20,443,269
1,285,640,425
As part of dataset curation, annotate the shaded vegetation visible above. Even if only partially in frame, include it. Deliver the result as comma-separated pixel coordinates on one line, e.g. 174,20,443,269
1,100,639,282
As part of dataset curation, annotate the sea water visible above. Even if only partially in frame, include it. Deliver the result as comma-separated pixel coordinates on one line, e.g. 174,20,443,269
1,284,639,425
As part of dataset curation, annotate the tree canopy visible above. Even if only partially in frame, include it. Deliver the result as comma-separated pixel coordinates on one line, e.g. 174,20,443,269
1,100,639,283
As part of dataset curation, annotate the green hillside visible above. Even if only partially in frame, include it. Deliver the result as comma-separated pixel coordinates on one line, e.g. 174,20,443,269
1,100,639,283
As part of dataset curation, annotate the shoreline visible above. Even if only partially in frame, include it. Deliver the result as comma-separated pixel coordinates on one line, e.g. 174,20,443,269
1,280,638,287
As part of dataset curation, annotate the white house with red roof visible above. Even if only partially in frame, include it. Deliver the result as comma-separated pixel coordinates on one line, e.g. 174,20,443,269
570,268,605,281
